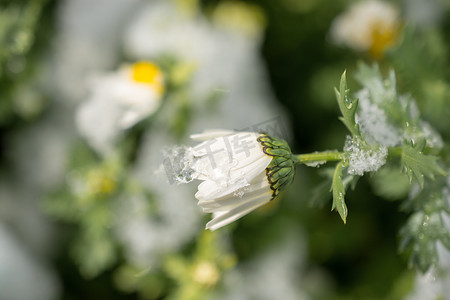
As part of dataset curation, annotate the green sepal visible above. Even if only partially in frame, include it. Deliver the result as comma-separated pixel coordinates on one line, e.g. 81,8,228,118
264,147,292,157
269,156,292,168
257,134,296,200
267,166,291,179
271,174,294,191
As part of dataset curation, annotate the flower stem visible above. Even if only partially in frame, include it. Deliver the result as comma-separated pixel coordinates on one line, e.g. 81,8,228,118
293,151,343,166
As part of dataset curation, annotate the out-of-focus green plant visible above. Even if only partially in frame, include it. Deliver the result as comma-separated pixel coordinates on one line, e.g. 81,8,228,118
113,231,235,300
0,0,52,124
44,145,124,278
18,0,450,299
0,0,47,76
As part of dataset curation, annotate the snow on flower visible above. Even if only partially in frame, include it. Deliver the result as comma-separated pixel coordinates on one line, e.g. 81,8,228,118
330,0,400,58
189,130,295,230
75,61,164,155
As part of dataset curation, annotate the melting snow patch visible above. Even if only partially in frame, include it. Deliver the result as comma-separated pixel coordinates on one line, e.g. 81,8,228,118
344,136,388,176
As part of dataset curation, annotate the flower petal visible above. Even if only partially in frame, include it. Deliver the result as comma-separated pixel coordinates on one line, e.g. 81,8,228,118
192,132,263,161
197,171,270,203
200,189,272,213
195,155,271,200
205,194,271,231
190,130,235,141
199,173,270,212
198,174,273,212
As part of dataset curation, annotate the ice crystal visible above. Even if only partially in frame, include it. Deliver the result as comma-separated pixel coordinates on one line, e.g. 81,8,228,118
305,160,326,168
344,136,387,176
160,146,196,184
160,144,251,190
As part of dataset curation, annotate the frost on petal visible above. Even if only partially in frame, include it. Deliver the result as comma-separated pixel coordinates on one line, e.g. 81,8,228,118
190,132,269,185
198,172,272,212
356,88,402,146
165,131,277,230
344,136,387,176
159,145,196,185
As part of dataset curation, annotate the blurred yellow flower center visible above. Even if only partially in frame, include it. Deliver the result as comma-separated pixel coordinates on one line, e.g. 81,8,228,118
132,61,165,94
193,261,220,287
369,22,399,59
212,1,265,37
87,169,116,196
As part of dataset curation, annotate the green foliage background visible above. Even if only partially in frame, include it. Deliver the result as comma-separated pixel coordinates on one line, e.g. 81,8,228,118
1,0,450,299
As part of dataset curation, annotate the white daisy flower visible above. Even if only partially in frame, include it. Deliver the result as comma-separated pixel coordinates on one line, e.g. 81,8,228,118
76,61,164,155
330,0,400,58
190,130,295,230
123,1,265,104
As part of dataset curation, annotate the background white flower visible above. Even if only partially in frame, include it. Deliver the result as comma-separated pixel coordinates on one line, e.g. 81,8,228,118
75,61,164,155
330,0,399,57
124,0,289,134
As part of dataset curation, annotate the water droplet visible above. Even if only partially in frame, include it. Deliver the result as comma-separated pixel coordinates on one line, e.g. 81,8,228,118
305,160,326,168
233,190,245,198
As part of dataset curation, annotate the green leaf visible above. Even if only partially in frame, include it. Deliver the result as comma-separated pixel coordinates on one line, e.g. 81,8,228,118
398,176,450,273
334,70,360,137
370,166,411,200
400,176,450,214
399,211,450,273
354,63,420,132
401,140,446,188
331,161,348,223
